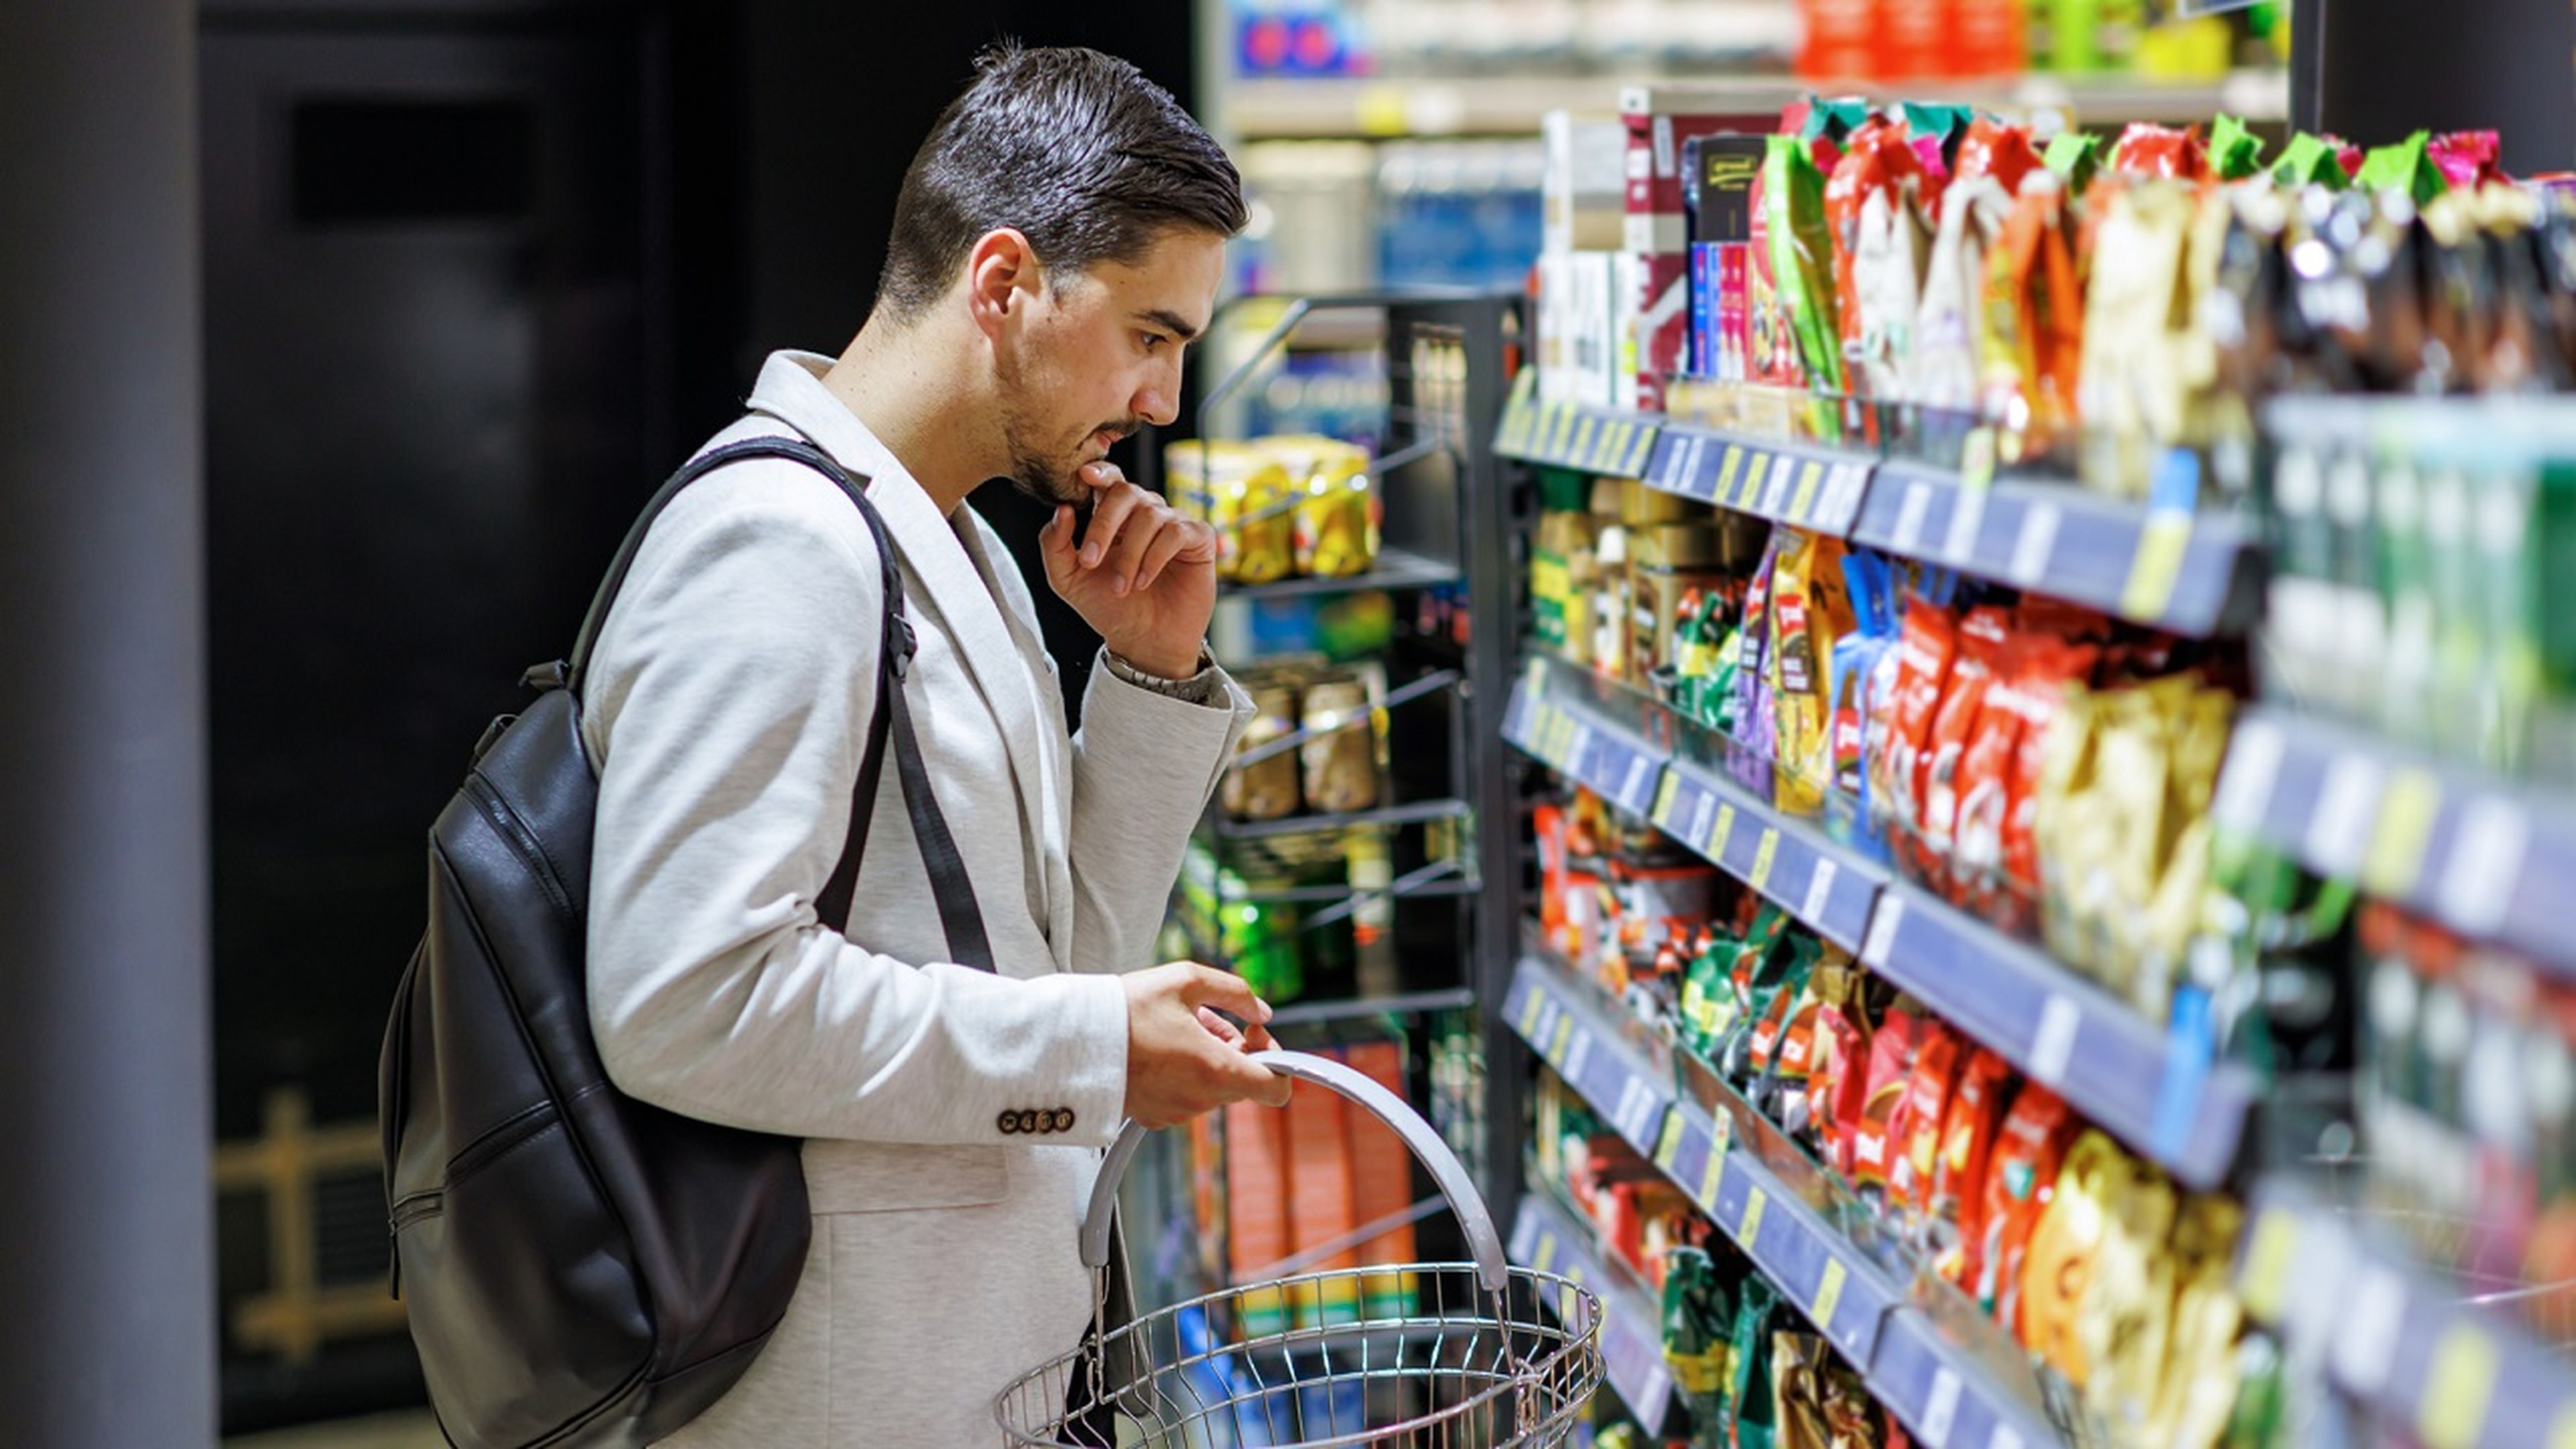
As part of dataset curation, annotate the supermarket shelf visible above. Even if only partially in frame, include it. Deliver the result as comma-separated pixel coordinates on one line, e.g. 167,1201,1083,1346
2214,706,2576,976
1849,462,2264,637
1507,951,2068,1449
1645,424,1877,536
1211,796,1477,842
1509,1188,1680,1436
1266,985,1480,1028
1505,952,1677,1161
1228,70,2289,141
1494,376,1663,478
1220,545,1462,601
2235,1179,2576,1449
1857,883,2257,1191
1504,648,2257,1189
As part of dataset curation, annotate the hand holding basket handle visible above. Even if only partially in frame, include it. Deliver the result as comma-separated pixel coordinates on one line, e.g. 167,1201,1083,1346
1080,1048,1509,1297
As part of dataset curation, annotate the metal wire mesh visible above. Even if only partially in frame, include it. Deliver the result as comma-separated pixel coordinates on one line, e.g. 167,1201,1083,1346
995,1263,1603,1448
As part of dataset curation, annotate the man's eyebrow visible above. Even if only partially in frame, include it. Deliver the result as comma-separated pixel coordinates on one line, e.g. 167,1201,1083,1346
1134,308,1203,343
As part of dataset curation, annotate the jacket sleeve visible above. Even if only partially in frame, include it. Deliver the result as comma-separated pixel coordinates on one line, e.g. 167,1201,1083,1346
582,474,1128,1148
1064,649,1252,977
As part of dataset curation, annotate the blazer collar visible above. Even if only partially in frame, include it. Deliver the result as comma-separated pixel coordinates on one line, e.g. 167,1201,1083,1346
744,352,1059,912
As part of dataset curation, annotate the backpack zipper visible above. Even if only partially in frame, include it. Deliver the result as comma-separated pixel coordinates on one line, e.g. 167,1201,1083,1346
462,772,575,923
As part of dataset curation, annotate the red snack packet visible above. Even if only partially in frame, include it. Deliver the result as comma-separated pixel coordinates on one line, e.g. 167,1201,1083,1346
1978,1081,2078,1340
1980,181,2086,450
1953,117,2045,199
1920,605,2011,895
1849,1004,1923,1192
1951,641,2026,921
1931,1048,2015,1286
1896,1023,1966,1216
2108,123,2210,182
1827,119,1935,353
2430,130,2507,190
1811,998,1865,1171
1876,598,1958,874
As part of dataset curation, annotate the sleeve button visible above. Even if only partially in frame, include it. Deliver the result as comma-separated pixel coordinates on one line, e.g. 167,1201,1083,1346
1053,1108,1077,1134
998,1111,1020,1135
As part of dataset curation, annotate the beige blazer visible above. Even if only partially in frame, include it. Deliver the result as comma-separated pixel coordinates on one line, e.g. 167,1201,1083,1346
581,352,1250,1446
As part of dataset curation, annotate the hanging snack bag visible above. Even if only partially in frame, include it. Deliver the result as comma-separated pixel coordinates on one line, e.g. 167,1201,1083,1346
2000,637,2100,932
1772,531,1858,816
1895,1022,1966,1218
1729,1276,1786,1449
1772,1331,1835,1449
2358,131,2449,206
1766,133,1846,393
2429,130,2507,191
1832,551,1898,844
2207,114,2267,181
1980,177,2086,450
1929,1048,2015,1287
1849,1003,1926,1195
2154,1193,2247,1449
1902,102,1977,184
1978,1081,2078,1336
1908,174,2010,410
1951,636,2026,922
1952,116,2045,199
2082,1145,2180,1431
2044,131,2107,194
2020,1129,2127,1383
2108,123,2210,182
1877,595,1959,872
2271,131,2362,191
1663,1246,1737,1438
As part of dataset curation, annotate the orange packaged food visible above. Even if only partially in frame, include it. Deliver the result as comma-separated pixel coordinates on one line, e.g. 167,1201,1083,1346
1919,605,2011,894
1951,638,2026,923
1875,598,1958,871
1849,1004,1925,1194
1979,179,2085,451
1930,1048,2015,1287
1976,1080,2077,1339
1897,1023,1966,1217
1999,638,2099,933
1951,117,2044,199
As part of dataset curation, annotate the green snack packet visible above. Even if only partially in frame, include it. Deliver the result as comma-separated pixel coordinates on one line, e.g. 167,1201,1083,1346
2271,132,2353,191
1727,1277,1784,1449
2359,131,2447,206
1662,1246,1736,1441
2208,114,2265,180
1800,96,1874,147
1763,133,1845,392
2043,130,2106,191
1680,928,1743,1059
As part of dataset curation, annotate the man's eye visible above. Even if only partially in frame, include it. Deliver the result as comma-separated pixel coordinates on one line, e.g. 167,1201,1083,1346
1139,332,1168,353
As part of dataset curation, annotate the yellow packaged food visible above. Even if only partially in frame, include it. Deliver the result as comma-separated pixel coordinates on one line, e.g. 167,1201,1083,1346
1211,460,1298,585
1768,531,1855,818
2080,1142,2178,1438
2032,685,2108,979
1161,438,1265,525
2153,1193,2247,1449
2020,1128,2123,1386
1294,459,1379,578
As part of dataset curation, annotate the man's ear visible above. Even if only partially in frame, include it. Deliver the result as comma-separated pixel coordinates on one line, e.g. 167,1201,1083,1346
965,227,1042,338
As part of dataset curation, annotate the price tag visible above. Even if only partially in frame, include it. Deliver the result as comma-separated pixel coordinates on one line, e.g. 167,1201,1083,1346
1685,435,1714,500
1827,462,1873,530
1760,454,1794,517
1709,802,1739,862
1549,1014,1575,1065
2120,510,2194,623
1890,480,1933,554
1652,769,1684,828
2361,769,2442,897
2439,797,2528,937
1802,858,1841,924
1686,786,1719,855
1737,452,1772,513
2308,753,2387,881
1518,987,1548,1036
1919,1368,1964,1449
1717,445,1746,505
1739,1185,1769,1245
1960,427,1998,490
1620,753,1655,812
1611,1076,1645,1136
1749,827,1782,892
1941,479,1988,565
2417,1323,2500,1449
1656,1108,1688,1171
2237,1206,2300,1324
2546,1401,2576,1449
2029,994,2081,1089
1699,1128,1729,1206
1988,1426,2024,1449
2009,502,2061,588
2332,1266,2407,1395
1547,406,1576,463
2211,719,2286,831
1572,414,1600,468
1606,420,1636,474
1786,459,1823,524
1562,1025,1595,1085
1861,895,1907,970
1811,1258,1848,1326
1566,722,1599,780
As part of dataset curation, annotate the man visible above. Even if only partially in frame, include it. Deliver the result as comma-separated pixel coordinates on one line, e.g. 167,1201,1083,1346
579,44,1293,1445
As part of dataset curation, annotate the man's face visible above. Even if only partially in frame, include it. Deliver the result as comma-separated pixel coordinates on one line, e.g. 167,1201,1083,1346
994,226,1226,505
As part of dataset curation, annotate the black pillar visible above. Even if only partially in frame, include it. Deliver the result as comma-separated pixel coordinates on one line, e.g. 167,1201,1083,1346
0,0,213,1444
2298,0,2576,177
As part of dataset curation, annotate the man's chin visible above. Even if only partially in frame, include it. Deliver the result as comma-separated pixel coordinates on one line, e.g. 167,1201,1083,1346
1007,469,1087,507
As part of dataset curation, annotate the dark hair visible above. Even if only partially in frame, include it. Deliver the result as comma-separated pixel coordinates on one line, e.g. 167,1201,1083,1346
875,42,1246,320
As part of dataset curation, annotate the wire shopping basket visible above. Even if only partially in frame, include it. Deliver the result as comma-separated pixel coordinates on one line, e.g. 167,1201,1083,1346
995,1051,1605,1448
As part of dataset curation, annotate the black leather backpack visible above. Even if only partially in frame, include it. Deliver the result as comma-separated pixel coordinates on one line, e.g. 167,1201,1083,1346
379,435,996,1446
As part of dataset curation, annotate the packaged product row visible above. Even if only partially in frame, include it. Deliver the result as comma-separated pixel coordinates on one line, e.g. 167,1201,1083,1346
1538,92,2576,500
1532,476,2240,1028
1532,789,2258,1448
1167,433,1385,585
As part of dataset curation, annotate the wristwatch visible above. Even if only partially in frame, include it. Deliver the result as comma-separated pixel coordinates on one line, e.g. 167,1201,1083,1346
1104,644,1226,706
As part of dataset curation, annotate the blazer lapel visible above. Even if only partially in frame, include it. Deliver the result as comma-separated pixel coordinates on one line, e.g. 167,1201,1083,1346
953,517,1077,969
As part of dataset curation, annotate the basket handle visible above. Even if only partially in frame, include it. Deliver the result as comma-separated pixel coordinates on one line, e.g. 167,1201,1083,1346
1081,1049,1509,1297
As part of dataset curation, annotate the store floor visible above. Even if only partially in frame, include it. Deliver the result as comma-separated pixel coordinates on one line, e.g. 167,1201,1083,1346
223,1409,444,1448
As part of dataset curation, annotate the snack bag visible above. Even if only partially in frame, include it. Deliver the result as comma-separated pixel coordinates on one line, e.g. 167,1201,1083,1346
1978,1081,2077,1336
1772,1331,1834,1449
1895,1022,1965,1217
1831,551,1898,850
1766,133,1846,393
2000,637,2099,932
1772,531,1857,816
1877,596,1958,872
1951,117,2044,200
2031,683,2112,975
2429,130,2507,191
2359,131,2449,206
1729,1276,1785,1449
1951,637,2026,922
2044,131,2107,193
2108,123,2210,182
2082,1143,2179,1433
1827,119,1917,353
1663,1245,1737,1437
2020,1129,2127,1383
2149,1193,2245,1449
1901,102,1976,184
1919,605,2010,893
1979,177,2085,450
1803,950,1866,1165
2206,114,2266,181
1929,1048,2015,1287
1908,175,2010,409
2077,182,2199,493
1735,541,1782,796
2271,131,2361,191
1849,1004,1925,1194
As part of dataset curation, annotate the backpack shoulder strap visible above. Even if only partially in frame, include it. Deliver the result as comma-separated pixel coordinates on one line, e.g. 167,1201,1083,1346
570,435,996,973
